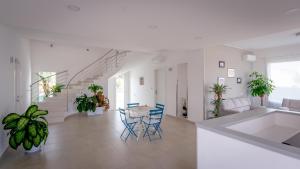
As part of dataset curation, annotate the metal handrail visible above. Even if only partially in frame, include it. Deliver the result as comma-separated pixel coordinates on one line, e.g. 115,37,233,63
66,49,128,112
30,70,68,87
66,49,114,88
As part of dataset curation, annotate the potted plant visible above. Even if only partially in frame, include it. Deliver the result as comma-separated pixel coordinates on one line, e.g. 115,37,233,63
248,72,275,106
74,94,97,116
50,84,65,96
209,83,228,118
2,105,48,153
88,84,107,115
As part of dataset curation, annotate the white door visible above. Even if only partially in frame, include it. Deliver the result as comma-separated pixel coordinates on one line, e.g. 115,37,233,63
115,75,125,109
155,69,166,104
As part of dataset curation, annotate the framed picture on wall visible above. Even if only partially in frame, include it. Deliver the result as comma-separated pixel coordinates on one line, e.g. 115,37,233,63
227,68,235,78
219,61,225,68
217,77,225,85
139,77,144,85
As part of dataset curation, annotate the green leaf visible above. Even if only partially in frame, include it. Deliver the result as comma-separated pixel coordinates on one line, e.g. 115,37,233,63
25,105,38,117
2,113,20,124
38,127,45,138
14,130,25,145
28,124,37,137
33,134,41,147
31,110,48,118
9,135,18,150
23,138,33,150
4,120,18,130
17,117,29,130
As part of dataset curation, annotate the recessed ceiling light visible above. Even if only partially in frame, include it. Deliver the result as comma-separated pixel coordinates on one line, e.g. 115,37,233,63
285,8,300,15
148,25,158,30
194,36,202,40
67,4,80,12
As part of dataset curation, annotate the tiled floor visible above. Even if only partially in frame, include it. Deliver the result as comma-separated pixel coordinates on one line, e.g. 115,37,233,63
0,111,196,169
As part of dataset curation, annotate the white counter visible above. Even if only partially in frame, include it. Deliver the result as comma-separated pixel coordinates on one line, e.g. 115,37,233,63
197,108,300,169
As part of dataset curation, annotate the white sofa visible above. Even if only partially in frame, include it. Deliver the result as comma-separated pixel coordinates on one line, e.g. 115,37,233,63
279,98,300,112
221,97,260,116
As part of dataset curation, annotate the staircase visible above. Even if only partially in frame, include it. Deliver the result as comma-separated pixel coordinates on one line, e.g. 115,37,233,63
30,49,128,124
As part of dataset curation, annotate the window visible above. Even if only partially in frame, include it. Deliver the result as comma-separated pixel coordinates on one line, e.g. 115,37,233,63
38,72,56,102
268,61,300,104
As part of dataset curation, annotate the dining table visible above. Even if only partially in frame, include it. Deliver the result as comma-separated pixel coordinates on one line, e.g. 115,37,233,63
127,106,154,141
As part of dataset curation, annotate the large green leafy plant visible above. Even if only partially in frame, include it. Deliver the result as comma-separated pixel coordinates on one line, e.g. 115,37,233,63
2,105,48,150
74,94,97,112
209,83,228,117
248,72,275,106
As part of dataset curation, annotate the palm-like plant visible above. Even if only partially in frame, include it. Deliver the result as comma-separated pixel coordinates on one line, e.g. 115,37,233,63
2,105,48,150
209,84,228,117
248,72,275,106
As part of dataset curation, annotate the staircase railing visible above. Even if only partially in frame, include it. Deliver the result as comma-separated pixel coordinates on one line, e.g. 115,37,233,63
66,49,128,112
30,70,68,103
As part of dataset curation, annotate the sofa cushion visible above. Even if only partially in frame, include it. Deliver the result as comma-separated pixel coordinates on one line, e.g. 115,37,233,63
222,99,235,110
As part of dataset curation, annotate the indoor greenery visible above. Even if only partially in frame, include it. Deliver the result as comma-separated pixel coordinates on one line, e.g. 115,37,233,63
209,83,228,117
2,105,48,150
37,73,50,97
50,84,65,96
87,83,109,110
88,84,103,96
248,72,275,106
74,94,97,112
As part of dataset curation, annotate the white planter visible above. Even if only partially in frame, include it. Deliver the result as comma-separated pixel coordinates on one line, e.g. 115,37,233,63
87,107,104,116
25,145,41,154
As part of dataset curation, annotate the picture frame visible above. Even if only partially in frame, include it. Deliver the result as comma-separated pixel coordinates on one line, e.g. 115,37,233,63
217,77,225,85
227,68,235,78
237,77,242,84
139,77,144,85
219,61,225,68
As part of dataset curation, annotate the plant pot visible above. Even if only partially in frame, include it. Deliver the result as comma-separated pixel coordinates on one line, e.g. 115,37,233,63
87,107,104,116
25,145,42,154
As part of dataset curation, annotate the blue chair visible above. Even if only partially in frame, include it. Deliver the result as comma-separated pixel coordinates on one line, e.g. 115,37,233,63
155,103,165,111
143,109,163,141
155,103,165,132
127,103,140,108
119,108,138,142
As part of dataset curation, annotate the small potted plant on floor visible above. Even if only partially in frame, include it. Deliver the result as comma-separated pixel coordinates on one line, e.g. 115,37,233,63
88,83,108,115
2,105,49,153
209,83,228,118
248,72,275,106
74,94,98,116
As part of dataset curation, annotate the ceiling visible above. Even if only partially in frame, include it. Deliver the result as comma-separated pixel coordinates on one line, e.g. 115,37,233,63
226,28,300,50
1,0,300,51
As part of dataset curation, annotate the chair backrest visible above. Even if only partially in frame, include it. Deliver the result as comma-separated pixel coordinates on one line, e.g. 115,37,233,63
149,109,163,123
127,103,140,108
119,108,127,124
155,103,165,111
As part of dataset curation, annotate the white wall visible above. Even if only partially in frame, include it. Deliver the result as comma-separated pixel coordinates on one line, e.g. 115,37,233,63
0,24,31,156
30,40,110,83
129,63,156,107
127,49,205,122
204,46,254,116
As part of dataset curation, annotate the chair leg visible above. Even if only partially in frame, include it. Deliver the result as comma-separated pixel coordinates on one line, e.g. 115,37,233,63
154,124,162,139
143,125,152,141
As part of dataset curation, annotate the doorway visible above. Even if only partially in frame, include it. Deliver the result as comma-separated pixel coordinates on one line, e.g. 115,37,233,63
115,75,125,109
176,63,188,118
155,68,166,104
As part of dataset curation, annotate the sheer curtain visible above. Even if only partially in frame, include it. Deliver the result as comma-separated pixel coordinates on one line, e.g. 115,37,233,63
268,61,300,105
